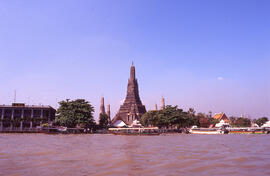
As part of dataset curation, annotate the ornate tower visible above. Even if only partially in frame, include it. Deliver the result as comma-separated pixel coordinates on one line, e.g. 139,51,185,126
154,104,158,111
112,63,146,125
100,97,105,115
161,96,165,110
107,104,111,123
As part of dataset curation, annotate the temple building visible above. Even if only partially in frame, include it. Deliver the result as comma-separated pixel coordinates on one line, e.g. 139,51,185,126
213,112,230,123
111,63,146,127
0,103,56,132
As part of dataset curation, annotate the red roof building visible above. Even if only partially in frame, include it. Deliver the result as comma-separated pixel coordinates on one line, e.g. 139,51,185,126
213,113,230,123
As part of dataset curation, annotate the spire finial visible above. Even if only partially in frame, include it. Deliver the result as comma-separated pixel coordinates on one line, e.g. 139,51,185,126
132,61,134,66
130,61,135,80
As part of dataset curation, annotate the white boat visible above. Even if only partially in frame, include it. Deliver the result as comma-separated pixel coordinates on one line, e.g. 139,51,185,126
189,127,227,134
108,127,160,135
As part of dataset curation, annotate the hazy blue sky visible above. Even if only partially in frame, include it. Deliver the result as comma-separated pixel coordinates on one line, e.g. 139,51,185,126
0,0,269,120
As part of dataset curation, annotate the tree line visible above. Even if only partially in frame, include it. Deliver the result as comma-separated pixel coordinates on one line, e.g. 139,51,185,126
140,106,219,129
229,116,268,127
141,106,269,128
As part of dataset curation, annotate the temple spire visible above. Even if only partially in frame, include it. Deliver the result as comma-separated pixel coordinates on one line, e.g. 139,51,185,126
100,97,105,115
111,64,146,126
154,103,158,111
130,62,135,80
161,96,165,110
107,104,111,123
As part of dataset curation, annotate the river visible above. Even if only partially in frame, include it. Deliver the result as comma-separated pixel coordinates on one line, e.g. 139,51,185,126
0,134,270,176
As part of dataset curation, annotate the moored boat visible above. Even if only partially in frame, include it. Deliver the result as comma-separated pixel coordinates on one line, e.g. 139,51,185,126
227,127,269,134
41,127,85,134
108,127,160,135
188,126,228,134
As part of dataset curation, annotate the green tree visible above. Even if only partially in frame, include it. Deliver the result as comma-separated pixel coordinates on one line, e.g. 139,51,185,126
163,105,189,128
187,108,199,127
188,108,196,116
255,117,268,127
229,116,237,125
234,117,251,127
56,99,95,129
141,105,190,129
140,110,159,127
98,113,109,129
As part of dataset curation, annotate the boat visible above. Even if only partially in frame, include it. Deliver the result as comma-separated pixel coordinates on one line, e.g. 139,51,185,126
188,126,228,134
41,127,85,134
108,127,160,135
227,127,269,134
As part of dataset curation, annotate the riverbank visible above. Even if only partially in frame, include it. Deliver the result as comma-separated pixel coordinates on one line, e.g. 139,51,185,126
1,126,270,135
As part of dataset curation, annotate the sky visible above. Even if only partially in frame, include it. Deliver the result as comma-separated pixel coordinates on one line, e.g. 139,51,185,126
0,0,269,120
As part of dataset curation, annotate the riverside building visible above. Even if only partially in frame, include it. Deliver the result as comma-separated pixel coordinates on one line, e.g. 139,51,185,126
0,103,56,132
213,112,230,123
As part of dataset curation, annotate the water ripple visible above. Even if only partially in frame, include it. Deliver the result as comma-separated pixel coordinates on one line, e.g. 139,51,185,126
0,134,270,176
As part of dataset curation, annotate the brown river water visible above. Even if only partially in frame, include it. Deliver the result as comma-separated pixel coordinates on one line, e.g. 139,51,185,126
0,134,270,176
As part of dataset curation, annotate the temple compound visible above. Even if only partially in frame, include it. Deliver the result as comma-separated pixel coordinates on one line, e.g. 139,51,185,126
0,103,56,132
111,63,146,127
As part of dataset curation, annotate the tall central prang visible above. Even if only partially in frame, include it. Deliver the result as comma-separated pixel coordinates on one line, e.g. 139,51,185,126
112,63,146,126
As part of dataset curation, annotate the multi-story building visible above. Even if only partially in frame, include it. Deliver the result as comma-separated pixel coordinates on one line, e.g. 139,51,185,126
0,103,56,132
